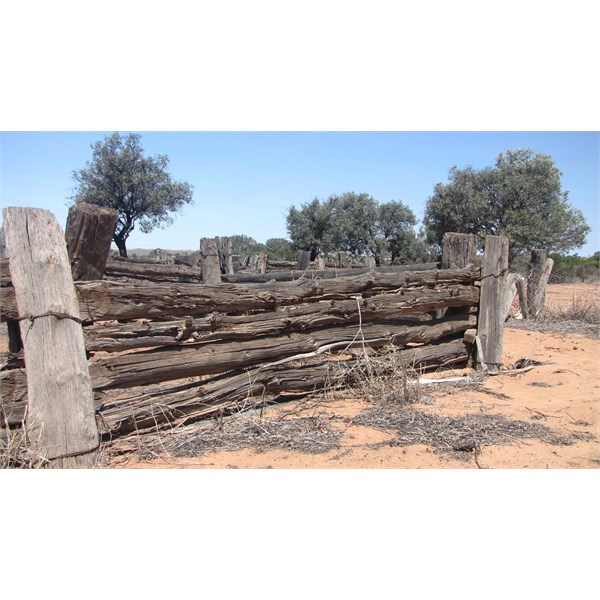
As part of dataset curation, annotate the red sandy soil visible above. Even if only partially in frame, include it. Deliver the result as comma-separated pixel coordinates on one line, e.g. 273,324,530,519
112,283,600,470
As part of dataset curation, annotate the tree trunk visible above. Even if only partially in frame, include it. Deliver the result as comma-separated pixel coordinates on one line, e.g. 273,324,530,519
114,236,128,258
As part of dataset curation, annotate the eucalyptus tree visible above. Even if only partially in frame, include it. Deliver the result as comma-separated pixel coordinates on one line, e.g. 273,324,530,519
71,132,194,258
424,149,590,258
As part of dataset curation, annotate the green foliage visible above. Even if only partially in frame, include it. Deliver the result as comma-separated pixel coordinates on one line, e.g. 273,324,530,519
423,149,590,258
265,238,296,260
229,235,262,255
548,252,600,283
71,132,193,257
286,192,427,264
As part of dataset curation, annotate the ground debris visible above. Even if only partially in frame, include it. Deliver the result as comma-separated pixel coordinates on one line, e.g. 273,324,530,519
352,406,592,460
127,412,343,461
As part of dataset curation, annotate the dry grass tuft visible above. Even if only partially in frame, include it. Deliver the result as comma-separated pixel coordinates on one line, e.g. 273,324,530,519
339,344,423,406
510,292,600,338
0,427,46,469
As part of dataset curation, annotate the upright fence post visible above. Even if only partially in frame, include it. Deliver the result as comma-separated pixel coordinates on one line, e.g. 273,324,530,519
437,233,478,319
478,235,509,372
1,226,22,353
297,250,311,270
65,203,119,281
441,232,477,269
200,237,222,284
528,249,554,318
3,207,99,468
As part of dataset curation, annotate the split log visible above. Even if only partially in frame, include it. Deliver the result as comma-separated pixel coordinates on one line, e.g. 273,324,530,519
2,207,98,467
65,203,119,280
104,258,201,283
221,262,439,283
3,327,473,430
82,285,480,352
501,273,519,322
94,337,470,436
88,315,476,391
1,265,480,323
267,260,297,270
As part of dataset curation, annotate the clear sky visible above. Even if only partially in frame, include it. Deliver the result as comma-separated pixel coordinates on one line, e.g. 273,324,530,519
1,131,598,256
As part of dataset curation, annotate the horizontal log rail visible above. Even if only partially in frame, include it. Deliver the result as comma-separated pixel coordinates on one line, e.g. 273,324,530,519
2,337,469,434
1,266,480,322
83,285,479,352
104,258,201,283
0,315,475,410
222,262,440,283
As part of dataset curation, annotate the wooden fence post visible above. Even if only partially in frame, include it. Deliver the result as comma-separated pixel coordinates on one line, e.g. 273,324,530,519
200,237,222,284
217,237,235,275
1,226,23,353
528,249,554,318
65,203,119,281
478,235,509,372
441,232,477,269
3,207,99,468
437,233,478,319
297,250,311,270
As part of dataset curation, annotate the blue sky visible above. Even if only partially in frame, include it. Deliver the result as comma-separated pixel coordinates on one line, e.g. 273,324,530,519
1,131,598,256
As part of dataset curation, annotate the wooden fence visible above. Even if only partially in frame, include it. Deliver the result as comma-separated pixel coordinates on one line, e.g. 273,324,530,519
0,204,510,467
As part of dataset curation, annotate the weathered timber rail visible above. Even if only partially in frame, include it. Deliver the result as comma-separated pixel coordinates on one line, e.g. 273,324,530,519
0,266,479,322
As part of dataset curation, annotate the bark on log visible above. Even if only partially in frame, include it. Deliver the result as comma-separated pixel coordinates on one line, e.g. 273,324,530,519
65,203,119,281
2,207,99,467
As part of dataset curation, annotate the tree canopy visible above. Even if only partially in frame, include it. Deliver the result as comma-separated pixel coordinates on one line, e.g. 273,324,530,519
71,132,194,257
423,149,590,257
286,192,427,264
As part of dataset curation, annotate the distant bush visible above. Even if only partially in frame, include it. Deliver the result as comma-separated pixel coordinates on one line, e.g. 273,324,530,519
548,253,599,283
510,252,599,284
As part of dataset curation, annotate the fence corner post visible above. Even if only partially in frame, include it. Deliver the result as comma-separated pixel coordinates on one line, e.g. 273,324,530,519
3,207,99,468
478,235,509,373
